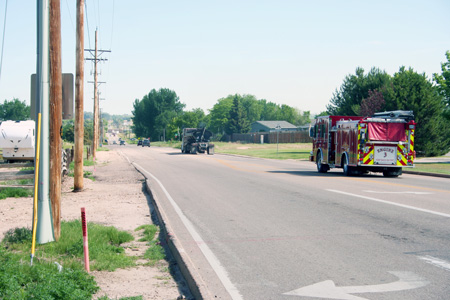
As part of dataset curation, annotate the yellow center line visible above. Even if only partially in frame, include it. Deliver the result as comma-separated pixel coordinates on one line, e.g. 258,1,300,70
213,158,269,173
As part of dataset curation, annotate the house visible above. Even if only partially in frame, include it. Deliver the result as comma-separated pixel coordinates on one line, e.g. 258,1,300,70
250,121,298,133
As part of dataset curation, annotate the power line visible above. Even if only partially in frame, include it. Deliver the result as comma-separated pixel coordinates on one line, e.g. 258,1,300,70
64,0,75,32
109,0,115,51
0,0,8,84
84,0,91,50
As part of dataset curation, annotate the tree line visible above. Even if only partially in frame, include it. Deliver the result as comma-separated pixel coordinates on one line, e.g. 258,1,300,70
132,90,311,142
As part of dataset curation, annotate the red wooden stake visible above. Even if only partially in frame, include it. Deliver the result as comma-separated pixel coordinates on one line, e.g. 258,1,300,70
81,207,90,272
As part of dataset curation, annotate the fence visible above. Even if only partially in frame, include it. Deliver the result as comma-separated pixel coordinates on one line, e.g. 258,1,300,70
228,131,312,144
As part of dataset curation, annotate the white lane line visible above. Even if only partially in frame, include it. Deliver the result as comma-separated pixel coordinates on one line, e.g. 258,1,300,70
364,190,433,195
134,163,243,300
418,256,450,272
326,189,450,218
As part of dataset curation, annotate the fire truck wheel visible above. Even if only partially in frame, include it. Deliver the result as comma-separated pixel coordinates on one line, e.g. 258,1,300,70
316,151,328,173
342,155,351,176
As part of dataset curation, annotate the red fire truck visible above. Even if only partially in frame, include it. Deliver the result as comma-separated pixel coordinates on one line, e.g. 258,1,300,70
309,111,416,177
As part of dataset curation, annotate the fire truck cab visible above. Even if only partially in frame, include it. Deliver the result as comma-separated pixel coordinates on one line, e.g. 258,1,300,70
309,111,416,177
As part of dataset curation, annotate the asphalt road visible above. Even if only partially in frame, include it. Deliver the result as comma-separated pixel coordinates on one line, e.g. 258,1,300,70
117,145,450,300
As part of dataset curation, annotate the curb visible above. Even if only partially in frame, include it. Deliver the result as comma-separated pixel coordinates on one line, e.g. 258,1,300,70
402,170,450,179
144,181,204,300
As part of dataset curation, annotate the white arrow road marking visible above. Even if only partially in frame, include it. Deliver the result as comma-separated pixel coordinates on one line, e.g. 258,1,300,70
283,271,429,300
364,190,433,195
418,255,450,272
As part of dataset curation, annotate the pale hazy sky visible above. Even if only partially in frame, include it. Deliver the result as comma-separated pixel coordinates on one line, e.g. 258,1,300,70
0,0,449,116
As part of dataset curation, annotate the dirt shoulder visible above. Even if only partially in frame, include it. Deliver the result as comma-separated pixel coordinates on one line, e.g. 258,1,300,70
0,149,189,300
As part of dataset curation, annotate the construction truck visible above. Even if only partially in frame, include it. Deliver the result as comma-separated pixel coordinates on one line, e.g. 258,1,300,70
309,111,416,177
181,128,214,155
0,120,35,162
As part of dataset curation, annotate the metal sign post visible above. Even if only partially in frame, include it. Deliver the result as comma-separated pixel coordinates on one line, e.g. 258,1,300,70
276,124,281,154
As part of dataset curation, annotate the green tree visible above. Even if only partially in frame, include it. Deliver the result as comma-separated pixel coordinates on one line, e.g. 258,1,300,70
132,88,185,141
360,89,386,117
61,119,93,145
434,51,450,120
168,108,206,140
208,97,234,134
327,67,391,115
260,100,280,120
240,94,263,124
0,98,30,120
384,67,450,156
292,109,311,126
61,120,75,142
226,95,250,134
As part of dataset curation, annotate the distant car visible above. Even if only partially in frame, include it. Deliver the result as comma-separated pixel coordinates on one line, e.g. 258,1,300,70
113,141,117,145
120,140,125,146
142,139,150,147
137,140,142,146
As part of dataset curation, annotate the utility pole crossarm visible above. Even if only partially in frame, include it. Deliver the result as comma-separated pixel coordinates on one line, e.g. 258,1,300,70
85,58,108,61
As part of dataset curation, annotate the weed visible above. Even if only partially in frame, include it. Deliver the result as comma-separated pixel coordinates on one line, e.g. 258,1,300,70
0,187,33,200
143,240,165,265
3,221,136,272
0,245,99,299
135,224,158,242
3,227,32,245
0,178,34,186
20,166,34,172
97,147,110,152
84,171,95,180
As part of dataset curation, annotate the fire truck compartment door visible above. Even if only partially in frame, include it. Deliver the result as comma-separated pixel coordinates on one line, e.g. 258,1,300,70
367,122,406,142
374,146,397,165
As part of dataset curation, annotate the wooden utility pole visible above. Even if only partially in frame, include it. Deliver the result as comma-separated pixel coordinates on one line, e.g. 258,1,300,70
49,0,62,240
86,32,109,159
74,0,84,191
93,30,98,158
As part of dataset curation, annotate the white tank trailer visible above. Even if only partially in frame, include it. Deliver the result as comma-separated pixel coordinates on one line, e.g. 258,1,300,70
0,120,35,162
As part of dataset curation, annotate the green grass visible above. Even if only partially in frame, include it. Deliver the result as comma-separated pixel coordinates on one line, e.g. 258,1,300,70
67,158,97,181
412,163,450,175
20,166,34,172
0,187,33,200
135,224,165,265
135,224,158,242
0,178,34,186
97,146,110,151
1,223,103,299
4,220,136,272
151,140,182,148
143,240,165,265
0,245,99,299
152,141,312,160
213,142,312,160
1,221,168,299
